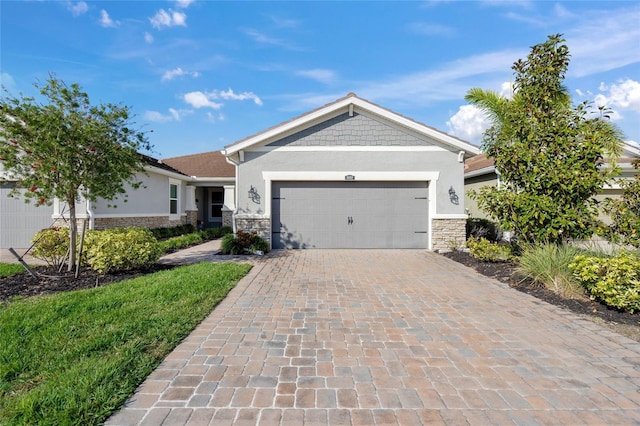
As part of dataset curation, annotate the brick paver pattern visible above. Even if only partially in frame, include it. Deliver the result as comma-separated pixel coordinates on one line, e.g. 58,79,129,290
107,250,640,425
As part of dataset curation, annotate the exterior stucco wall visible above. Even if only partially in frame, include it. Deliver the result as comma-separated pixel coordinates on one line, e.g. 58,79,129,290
91,171,188,218
237,150,465,217
464,173,498,219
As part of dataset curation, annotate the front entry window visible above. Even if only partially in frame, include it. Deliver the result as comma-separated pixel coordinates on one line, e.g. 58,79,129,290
209,188,223,225
170,184,178,214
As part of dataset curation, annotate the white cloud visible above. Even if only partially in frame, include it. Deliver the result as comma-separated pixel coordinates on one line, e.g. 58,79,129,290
241,28,299,50
595,79,640,114
162,67,200,81
183,92,223,109
99,10,118,28
144,32,154,44
216,89,263,106
446,105,491,144
144,111,173,122
175,0,194,8
150,9,187,29
67,1,88,16
206,112,225,123
183,89,263,109
406,22,454,36
144,108,192,122
295,69,336,85
567,7,640,77
0,72,18,94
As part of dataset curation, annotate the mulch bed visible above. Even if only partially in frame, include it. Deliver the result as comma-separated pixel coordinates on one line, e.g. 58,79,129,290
442,250,640,327
0,264,175,301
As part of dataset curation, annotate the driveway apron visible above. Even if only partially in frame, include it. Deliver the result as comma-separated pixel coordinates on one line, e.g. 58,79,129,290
107,250,640,425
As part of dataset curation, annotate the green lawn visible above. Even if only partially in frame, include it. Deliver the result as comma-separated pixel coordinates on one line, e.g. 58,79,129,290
0,262,251,425
0,263,27,278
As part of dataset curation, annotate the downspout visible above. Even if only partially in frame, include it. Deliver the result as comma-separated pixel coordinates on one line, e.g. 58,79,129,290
86,199,95,230
224,151,240,234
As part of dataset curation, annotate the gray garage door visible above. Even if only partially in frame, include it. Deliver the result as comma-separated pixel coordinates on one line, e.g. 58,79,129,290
1,185,53,249
272,181,428,249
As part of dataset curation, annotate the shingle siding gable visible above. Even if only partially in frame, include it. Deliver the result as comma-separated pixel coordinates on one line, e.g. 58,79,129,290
266,112,433,147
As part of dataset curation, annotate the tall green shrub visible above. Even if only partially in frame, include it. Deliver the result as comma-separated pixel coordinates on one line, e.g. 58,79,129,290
467,34,623,244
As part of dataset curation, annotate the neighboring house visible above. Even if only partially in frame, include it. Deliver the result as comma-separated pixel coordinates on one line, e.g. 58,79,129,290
222,93,479,251
1,155,196,249
162,151,236,229
464,142,640,222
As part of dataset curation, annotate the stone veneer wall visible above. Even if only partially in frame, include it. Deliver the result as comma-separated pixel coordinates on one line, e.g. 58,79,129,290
186,210,197,227
93,216,186,230
431,218,466,252
222,211,233,228
235,217,271,243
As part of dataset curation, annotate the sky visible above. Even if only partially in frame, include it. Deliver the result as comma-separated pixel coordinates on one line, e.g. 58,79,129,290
1,1,639,159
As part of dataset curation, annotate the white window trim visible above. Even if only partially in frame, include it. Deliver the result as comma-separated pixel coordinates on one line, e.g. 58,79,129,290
169,178,181,220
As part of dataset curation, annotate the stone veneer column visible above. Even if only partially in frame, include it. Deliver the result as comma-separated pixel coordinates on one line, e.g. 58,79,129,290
431,218,466,252
235,217,271,243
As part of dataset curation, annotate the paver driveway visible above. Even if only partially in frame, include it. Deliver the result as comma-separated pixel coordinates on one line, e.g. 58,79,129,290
107,250,640,425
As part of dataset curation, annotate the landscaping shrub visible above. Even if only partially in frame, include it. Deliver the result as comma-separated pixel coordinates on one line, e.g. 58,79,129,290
84,228,162,274
158,233,204,253
149,224,195,240
570,251,640,313
200,226,233,241
466,218,501,242
220,231,269,255
466,237,513,262
517,243,585,298
30,227,70,268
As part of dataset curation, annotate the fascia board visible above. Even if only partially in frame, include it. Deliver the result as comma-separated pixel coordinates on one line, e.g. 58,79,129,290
464,166,496,179
144,165,194,181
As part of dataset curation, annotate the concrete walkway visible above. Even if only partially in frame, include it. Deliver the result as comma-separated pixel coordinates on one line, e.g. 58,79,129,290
107,250,640,425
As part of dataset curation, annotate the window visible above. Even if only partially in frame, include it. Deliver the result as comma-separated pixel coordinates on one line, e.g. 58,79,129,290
169,182,178,215
209,188,224,224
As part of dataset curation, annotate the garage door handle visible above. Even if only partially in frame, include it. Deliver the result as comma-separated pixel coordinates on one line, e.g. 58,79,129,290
348,216,353,225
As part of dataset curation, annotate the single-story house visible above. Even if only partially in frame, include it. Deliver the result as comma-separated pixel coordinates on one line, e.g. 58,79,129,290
464,142,640,222
2,93,479,252
1,150,236,250
222,93,479,251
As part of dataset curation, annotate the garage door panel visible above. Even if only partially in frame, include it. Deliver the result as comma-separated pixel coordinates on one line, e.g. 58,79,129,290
272,181,428,249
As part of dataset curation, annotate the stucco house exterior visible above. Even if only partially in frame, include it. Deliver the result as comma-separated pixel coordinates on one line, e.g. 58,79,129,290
1,151,237,250
222,93,479,251
464,142,640,222
162,151,235,230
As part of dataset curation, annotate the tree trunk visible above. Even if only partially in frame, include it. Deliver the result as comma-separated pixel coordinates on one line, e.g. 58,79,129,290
68,193,77,272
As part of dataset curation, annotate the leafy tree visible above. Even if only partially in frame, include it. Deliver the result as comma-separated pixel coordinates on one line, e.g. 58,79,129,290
467,34,623,244
0,75,151,270
601,158,640,248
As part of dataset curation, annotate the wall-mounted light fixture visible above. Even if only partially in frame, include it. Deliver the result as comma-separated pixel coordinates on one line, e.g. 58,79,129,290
248,185,261,204
448,186,459,205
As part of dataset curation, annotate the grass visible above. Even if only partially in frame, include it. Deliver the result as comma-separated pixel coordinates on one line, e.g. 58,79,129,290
517,243,585,298
0,263,26,278
0,262,251,425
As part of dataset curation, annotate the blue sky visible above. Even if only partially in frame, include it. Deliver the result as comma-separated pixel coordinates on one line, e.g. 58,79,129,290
2,1,639,159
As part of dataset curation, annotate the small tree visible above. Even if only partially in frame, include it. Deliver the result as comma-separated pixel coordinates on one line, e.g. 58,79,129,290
467,34,623,244
0,75,152,271
601,158,640,248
